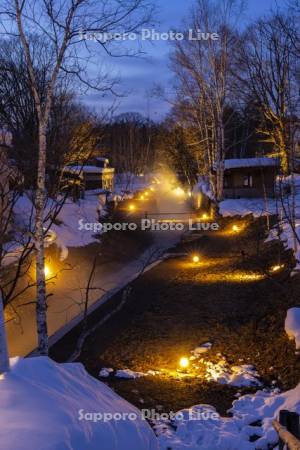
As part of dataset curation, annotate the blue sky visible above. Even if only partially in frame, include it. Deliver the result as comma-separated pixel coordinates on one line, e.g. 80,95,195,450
82,0,278,121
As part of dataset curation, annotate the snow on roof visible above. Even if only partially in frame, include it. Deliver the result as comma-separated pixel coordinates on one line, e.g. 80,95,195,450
95,156,109,162
224,157,279,170
65,165,114,174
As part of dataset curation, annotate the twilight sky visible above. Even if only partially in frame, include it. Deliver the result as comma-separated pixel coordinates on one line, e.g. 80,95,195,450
82,0,278,121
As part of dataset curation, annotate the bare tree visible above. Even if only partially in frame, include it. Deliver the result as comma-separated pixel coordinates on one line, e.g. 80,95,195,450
236,14,299,174
171,0,244,201
0,0,154,355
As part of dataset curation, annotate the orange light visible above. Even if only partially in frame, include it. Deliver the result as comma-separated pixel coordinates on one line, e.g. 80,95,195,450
129,204,135,211
173,187,185,197
270,264,284,273
140,195,145,200
232,224,240,233
44,265,51,279
179,357,189,369
202,213,208,220
192,255,200,264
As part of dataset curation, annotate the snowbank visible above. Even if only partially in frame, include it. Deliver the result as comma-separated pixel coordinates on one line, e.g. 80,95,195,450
219,198,276,217
14,192,101,250
0,357,158,450
218,175,300,268
158,384,300,450
285,307,300,349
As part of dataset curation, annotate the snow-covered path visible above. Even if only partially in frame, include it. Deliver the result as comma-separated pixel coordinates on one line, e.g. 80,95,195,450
6,190,190,357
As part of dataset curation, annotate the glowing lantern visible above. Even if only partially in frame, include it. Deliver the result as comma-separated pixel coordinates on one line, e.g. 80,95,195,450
232,224,240,233
174,187,185,197
129,204,135,212
179,357,189,370
44,265,51,278
140,195,145,201
192,255,200,264
202,213,208,220
270,264,284,273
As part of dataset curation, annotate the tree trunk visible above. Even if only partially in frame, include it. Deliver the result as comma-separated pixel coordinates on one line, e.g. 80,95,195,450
0,293,9,373
35,121,48,355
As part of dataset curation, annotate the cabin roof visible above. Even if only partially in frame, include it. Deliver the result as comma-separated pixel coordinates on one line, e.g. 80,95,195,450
224,157,279,171
64,165,114,174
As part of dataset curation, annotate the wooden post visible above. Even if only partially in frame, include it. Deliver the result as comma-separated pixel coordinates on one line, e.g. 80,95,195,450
274,410,300,450
279,410,289,450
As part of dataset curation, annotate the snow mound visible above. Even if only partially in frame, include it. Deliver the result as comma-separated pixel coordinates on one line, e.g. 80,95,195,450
115,369,147,379
99,367,114,378
158,384,300,450
191,343,212,355
219,198,275,217
0,357,158,450
204,361,262,387
285,307,300,349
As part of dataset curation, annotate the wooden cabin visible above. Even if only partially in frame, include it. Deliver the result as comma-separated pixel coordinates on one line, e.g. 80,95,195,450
223,158,279,199
64,157,115,192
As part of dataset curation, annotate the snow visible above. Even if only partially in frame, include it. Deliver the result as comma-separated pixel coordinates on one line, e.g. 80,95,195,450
115,369,147,379
224,157,278,170
99,367,114,378
0,357,158,450
219,175,300,268
13,192,101,250
204,361,262,387
285,307,300,349
191,343,212,355
219,198,276,217
65,165,114,174
193,176,214,200
157,384,300,450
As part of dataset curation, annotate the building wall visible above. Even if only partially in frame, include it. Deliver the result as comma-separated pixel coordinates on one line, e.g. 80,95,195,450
223,167,276,198
84,169,115,191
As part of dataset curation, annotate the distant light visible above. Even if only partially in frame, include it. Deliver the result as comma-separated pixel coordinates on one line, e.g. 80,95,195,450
188,191,192,198
192,255,200,264
144,191,149,197
270,264,284,273
232,224,240,233
150,187,155,192
179,357,189,369
129,204,135,211
202,213,208,220
44,265,51,278
140,195,145,201
173,187,185,197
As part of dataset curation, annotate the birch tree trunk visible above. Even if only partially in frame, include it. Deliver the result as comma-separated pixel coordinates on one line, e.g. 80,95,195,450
0,293,9,374
35,121,48,355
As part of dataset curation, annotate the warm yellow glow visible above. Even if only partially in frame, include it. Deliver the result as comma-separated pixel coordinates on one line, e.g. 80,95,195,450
129,204,135,211
192,255,200,264
44,265,51,278
144,191,149,197
270,264,284,273
179,357,190,369
150,186,155,192
202,213,208,220
232,224,240,233
173,187,185,197
195,271,265,283
140,195,145,200
188,191,192,197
